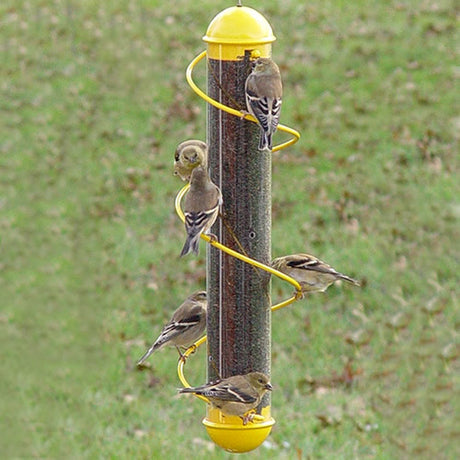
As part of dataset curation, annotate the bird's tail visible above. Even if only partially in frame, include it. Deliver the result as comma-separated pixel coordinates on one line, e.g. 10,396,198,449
180,234,200,257
339,274,360,286
137,342,160,366
178,387,197,394
258,129,271,151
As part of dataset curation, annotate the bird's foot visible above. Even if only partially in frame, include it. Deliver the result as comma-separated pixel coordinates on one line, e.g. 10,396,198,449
177,347,187,363
294,289,305,301
188,344,198,355
241,411,256,426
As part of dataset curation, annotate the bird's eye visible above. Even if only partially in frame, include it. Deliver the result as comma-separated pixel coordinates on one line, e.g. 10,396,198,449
174,152,180,161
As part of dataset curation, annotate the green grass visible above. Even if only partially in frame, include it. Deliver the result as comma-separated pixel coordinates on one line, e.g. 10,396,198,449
1,0,458,458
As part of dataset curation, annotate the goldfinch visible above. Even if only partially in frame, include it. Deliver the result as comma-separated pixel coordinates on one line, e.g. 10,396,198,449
137,290,207,365
174,140,208,182
180,166,222,257
245,57,283,151
272,253,360,295
179,372,272,425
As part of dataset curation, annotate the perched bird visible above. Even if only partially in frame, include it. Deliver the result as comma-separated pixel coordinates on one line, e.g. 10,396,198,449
174,140,208,182
272,253,360,296
137,291,207,365
179,372,272,425
180,166,222,257
245,57,283,151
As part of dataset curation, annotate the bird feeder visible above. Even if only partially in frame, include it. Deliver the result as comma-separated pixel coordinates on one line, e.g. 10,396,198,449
203,5,275,453
175,3,300,454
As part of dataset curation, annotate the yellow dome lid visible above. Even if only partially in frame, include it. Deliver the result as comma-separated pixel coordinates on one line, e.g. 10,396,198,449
203,6,276,45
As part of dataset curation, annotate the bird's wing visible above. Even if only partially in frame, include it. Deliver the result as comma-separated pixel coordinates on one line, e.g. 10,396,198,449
286,256,332,273
246,91,271,132
270,97,282,131
184,207,216,235
158,311,201,343
201,383,258,403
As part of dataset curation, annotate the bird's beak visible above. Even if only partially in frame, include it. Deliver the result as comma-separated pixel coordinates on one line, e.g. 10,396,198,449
265,383,273,391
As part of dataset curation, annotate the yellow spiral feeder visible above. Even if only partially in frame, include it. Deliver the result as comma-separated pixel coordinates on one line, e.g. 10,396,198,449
175,3,301,453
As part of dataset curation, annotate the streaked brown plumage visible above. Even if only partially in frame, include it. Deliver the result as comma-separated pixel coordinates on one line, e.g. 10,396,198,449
137,291,207,365
272,253,360,295
245,58,283,150
180,166,222,257
179,372,272,424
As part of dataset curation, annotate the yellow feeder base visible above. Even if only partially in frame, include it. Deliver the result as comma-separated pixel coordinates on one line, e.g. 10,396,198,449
203,406,275,453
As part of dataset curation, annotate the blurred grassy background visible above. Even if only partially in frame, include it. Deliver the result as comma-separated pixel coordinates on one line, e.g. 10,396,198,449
1,0,458,458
